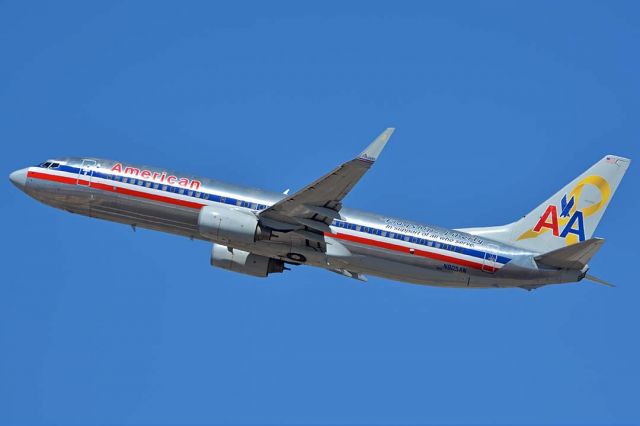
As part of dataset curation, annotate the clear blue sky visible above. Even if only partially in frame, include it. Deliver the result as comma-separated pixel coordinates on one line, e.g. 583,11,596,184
1,1,639,425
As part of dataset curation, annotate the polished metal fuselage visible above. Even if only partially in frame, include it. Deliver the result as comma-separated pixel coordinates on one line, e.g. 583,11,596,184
19,157,583,289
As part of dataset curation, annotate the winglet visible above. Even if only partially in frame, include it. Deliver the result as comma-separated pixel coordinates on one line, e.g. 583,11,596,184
358,128,394,163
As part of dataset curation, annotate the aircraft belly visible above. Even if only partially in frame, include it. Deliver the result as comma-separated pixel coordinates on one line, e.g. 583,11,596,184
333,239,471,287
90,190,199,237
41,180,200,238
26,177,93,214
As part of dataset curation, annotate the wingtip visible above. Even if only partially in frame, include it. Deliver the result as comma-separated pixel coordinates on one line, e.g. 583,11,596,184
358,128,395,163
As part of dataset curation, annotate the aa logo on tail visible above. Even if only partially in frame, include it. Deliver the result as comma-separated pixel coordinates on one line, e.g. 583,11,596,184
517,175,611,245
532,194,585,241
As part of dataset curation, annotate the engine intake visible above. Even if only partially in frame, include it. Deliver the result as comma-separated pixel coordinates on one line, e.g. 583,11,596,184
210,244,286,277
198,204,271,245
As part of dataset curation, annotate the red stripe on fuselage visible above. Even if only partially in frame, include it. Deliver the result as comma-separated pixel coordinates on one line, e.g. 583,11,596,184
28,169,495,273
325,231,495,272
27,170,206,210
90,181,206,209
27,170,78,185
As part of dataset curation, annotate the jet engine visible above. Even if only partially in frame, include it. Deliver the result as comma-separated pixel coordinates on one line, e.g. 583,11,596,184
210,243,286,277
198,204,271,245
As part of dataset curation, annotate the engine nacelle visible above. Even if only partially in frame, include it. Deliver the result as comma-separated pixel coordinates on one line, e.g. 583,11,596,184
198,204,271,245
210,244,286,277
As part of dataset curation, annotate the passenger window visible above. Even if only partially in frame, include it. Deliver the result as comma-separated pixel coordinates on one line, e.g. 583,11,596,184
145,182,151,188
179,189,185,195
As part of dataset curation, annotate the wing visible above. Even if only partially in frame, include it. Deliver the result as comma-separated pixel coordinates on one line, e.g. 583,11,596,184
259,128,394,233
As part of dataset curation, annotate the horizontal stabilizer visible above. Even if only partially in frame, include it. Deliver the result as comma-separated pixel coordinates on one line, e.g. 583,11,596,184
535,237,605,269
585,274,615,287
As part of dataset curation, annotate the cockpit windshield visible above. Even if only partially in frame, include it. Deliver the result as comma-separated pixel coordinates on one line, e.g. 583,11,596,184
39,161,60,169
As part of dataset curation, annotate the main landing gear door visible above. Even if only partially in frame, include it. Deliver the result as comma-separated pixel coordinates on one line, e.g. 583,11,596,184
482,244,499,274
77,159,96,186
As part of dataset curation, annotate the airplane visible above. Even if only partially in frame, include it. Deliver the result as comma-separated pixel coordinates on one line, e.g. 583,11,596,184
9,129,631,290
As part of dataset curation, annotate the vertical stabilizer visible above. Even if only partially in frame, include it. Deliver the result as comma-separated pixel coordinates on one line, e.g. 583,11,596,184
459,155,630,253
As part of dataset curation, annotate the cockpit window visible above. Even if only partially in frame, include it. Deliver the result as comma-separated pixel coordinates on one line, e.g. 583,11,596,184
39,161,61,168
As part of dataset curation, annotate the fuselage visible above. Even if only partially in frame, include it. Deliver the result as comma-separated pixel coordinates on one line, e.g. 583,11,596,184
10,157,584,289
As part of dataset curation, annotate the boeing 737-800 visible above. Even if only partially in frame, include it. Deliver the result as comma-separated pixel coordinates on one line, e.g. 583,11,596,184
9,129,631,290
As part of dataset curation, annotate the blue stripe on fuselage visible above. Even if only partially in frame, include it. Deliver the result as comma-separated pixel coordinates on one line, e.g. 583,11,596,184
36,164,512,265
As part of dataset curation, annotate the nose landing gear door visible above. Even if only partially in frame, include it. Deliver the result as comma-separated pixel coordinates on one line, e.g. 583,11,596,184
77,159,96,186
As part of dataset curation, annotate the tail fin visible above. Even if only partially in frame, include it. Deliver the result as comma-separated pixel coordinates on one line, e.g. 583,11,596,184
459,155,631,253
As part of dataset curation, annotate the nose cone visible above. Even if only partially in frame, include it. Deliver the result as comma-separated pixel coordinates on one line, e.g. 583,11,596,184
9,168,28,189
